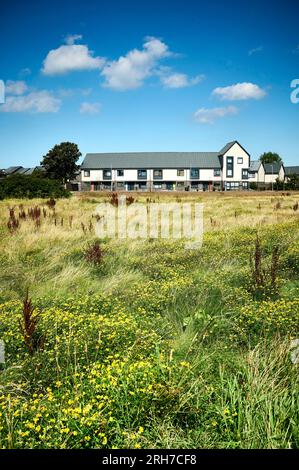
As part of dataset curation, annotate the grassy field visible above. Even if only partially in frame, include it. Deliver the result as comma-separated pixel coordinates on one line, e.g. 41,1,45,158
0,191,298,449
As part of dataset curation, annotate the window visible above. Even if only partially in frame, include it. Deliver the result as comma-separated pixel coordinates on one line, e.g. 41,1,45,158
103,169,112,179
225,181,239,190
177,169,184,177
153,183,162,189
242,169,248,179
138,169,147,179
237,157,243,164
214,169,221,177
117,169,124,177
226,157,234,177
190,168,199,179
84,170,90,177
116,182,124,188
153,169,163,179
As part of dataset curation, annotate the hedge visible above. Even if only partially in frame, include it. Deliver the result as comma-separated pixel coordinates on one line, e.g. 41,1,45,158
0,175,70,199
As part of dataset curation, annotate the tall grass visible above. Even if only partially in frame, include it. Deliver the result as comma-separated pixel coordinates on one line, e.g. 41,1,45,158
0,192,298,448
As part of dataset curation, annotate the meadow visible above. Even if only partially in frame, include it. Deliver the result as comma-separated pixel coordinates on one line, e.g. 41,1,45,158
0,191,298,449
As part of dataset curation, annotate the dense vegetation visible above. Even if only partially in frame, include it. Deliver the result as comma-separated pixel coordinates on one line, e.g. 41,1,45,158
0,192,298,448
0,174,70,200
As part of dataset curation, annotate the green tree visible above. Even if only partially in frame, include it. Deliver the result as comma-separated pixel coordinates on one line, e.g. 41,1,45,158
259,152,282,164
41,142,81,183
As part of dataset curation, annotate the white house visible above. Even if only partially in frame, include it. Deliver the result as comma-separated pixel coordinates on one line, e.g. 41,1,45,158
264,163,285,185
248,161,266,186
80,141,251,191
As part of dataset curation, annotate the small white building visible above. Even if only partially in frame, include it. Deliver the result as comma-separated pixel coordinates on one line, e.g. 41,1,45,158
248,161,265,186
264,163,285,185
81,140,251,191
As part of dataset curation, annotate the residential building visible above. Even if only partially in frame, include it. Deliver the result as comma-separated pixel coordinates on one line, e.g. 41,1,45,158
1,166,44,176
248,160,265,187
285,166,299,178
81,140,251,191
264,162,285,185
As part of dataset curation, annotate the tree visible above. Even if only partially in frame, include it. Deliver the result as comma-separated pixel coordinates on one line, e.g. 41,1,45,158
259,152,282,164
41,142,81,183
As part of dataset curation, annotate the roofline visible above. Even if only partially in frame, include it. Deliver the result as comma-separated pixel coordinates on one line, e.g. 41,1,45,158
81,165,221,170
219,140,251,157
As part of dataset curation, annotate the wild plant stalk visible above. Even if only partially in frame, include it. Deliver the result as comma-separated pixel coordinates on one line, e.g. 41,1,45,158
84,241,104,265
18,289,41,355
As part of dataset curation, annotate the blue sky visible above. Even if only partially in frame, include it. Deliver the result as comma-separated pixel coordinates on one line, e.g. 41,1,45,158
0,0,299,167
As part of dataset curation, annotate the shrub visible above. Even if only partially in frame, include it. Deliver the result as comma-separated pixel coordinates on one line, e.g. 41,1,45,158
0,175,70,199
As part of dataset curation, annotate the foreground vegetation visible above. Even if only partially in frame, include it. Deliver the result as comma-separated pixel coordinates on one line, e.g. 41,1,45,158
0,191,298,449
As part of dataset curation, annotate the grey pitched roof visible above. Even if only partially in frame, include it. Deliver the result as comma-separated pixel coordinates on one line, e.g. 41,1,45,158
218,141,237,155
81,152,222,169
285,166,299,175
5,166,23,174
264,163,283,174
218,140,250,157
23,168,37,175
249,160,262,172
17,167,31,174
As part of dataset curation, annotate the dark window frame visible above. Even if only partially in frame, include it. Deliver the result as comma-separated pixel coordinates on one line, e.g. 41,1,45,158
153,169,163,179
214,169,221,177
177,169,184,177
226,156,234,178
190,168,200,179
117,169,124,177
242,169,248,180
137,169,147,179
103,169,112,180
84,170,90,177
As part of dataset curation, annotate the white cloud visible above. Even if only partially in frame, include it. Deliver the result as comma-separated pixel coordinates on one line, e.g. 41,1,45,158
160,72,205,88
80,102,101,114
212,82,266,100
194,106,238,124
101,36,170,90
42,36,105,75
248,46,263,56
65,34,83,45
0,90,61,113
5,80,28,95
